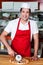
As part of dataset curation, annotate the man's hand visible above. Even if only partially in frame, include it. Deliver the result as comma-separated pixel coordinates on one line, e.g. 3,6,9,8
31,55,38,61
7,47,17,57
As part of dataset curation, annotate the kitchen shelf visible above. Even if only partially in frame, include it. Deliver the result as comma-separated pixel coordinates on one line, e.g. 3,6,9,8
0,49,7,53
39,29,43,31
0,49,8,54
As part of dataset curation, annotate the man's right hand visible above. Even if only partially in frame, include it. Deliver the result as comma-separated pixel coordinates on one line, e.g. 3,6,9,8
7,47,17,57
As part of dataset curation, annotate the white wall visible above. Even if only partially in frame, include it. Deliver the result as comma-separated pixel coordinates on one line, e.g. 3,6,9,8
2,2,14,10
40,3,43,11
14,2,38,12
2,2,38,12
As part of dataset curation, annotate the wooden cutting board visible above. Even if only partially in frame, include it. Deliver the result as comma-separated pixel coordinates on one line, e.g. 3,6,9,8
0,55,43,65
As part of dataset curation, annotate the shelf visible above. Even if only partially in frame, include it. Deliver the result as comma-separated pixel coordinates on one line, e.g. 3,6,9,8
0,49,7,52
0,49,8,54
39,29,43,31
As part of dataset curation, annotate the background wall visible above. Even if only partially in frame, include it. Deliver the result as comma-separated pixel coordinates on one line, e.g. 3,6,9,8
0,0,43,9
40,3,43,11
0,0,37,8
2,2,38,12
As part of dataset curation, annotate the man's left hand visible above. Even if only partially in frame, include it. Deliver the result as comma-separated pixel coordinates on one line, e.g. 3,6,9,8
31,56,39,61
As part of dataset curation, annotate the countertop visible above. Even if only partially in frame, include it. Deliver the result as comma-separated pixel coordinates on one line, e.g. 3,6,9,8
0,55,43,65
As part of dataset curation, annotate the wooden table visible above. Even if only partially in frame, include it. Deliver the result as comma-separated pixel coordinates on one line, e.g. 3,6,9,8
0,55,43,65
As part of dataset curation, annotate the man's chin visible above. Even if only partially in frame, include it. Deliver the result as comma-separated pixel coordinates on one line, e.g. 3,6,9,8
22,18,28,21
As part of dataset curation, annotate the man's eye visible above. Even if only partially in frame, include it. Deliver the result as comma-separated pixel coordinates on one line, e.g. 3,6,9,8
27,11,29,13
22,11,25,13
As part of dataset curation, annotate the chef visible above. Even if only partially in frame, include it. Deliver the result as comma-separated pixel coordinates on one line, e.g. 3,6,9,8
0,3,39,60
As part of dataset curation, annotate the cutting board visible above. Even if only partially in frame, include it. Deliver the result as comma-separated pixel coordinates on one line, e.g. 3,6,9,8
0,55,43,65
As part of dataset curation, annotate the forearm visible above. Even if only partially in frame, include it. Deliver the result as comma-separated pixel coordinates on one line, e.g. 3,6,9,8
34,33,39,56
0,35,11,50
34,39,39,56
0,35,17,56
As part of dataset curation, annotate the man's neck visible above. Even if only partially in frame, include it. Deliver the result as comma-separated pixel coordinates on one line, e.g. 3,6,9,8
20,18,28,24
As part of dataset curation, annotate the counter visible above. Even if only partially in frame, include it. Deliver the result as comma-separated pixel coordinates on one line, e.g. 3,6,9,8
0,55,43,65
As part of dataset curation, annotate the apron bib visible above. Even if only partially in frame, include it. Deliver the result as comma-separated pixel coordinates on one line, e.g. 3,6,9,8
11,19,31,57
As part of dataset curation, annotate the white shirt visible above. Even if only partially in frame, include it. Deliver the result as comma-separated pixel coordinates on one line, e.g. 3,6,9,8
4,18,38,41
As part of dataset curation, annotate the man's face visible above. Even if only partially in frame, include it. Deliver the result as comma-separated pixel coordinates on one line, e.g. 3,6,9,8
20,8,30,21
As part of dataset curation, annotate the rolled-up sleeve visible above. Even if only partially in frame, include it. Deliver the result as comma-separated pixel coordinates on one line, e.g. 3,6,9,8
4,21,12,33
31,20,39,35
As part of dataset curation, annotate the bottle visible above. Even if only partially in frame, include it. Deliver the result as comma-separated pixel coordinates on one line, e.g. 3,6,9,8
1,42,4,50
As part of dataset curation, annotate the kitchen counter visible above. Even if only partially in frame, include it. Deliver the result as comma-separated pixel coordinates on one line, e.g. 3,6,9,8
0,55,43,65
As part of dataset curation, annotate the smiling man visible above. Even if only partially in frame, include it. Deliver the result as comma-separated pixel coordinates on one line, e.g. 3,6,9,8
0,3,39,60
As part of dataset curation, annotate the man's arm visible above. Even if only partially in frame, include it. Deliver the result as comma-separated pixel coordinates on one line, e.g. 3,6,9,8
33,33,39,56
0,31,11,49
0,31,15,56
31,33,39,60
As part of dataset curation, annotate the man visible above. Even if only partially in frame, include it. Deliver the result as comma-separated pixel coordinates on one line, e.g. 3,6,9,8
0,3,39,60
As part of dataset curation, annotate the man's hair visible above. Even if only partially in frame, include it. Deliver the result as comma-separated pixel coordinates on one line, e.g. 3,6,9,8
20,8,31,15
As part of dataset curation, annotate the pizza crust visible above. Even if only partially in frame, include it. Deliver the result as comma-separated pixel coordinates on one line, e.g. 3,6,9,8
9,57,29,64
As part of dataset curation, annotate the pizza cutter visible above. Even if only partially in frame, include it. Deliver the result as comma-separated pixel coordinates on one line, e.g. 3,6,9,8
15,55,22,62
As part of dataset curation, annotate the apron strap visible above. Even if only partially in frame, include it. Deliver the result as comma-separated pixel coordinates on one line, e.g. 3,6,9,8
28,22,30,30
17,18,21,30
28,22,31,42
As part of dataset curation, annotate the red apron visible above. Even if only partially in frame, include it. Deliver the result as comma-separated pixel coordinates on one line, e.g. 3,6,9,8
11,19,31,57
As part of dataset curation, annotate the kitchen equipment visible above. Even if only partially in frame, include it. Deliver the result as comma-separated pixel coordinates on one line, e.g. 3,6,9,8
1,42,4,50
15,55,22,62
